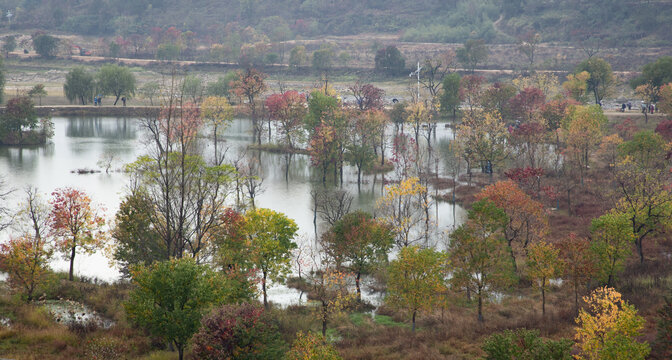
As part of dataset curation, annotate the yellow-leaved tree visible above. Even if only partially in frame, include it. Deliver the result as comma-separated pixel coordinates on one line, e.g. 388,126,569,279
562,71,590,103
526,241,563,316
377,177,428,249
456,110,510,177
575,287,650,360
563,104,607,185
386,246,446,331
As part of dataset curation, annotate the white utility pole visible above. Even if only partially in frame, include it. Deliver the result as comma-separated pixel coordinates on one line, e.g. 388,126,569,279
409,61,422,103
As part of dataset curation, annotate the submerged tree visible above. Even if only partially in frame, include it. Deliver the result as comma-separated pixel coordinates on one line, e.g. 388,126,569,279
231,68,267,145
126,79,236,261
266,90,307,149
377,177,428,249
322,211,394,301
244,208,298,308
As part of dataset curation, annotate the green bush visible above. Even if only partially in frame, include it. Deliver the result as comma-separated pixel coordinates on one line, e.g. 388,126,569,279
482,328,572,360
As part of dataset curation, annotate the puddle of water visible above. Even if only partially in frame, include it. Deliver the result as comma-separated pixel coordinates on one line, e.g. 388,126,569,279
40,300,114,329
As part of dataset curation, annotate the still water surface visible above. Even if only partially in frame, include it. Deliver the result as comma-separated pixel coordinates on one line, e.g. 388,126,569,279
0,116,466,306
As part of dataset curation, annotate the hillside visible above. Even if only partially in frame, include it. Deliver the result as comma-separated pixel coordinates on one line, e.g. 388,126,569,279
0,0,670,46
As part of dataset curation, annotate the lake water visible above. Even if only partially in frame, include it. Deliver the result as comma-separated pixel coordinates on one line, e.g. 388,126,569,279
0,116,466,306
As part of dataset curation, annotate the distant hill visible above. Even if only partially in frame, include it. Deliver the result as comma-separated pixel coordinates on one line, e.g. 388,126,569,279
0,0,669,46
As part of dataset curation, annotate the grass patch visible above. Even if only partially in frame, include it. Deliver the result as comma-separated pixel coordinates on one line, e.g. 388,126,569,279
373,314,409,328
349,312,369,327
349,312,409,328
325,327,342,342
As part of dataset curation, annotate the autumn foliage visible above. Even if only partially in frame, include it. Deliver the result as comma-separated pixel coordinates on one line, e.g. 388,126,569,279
191,303,286,359
49,187,105,281
475,180,548,268
0,235,52,301
575,287,650,360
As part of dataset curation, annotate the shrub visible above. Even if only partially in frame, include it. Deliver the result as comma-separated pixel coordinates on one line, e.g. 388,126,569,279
285,331,342,360
192,303,286,359
483,328,572,360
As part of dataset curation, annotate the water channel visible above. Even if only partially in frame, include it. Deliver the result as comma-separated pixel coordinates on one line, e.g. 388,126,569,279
0,116,466,306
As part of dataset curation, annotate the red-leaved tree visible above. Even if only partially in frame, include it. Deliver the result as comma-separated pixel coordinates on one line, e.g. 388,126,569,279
265,90,307,149
509,87,546,123
349,82,385,111
49,188,105,281
475,180,548,271
192,303,285,359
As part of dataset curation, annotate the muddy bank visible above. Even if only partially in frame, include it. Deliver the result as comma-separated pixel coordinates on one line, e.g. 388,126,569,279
33,106,161,117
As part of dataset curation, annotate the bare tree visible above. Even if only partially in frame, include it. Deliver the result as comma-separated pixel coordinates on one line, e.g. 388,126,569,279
241,154,265,209
419,51,455,99
0,176,14,232
128,70,237,259
314,189,353,226
97,152,117,174
14,187,51,242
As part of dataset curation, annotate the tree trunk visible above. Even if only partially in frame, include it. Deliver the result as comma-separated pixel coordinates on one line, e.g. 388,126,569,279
574,284,579,315
637,237,644,264
69,243,77,281
412,310,416,332
608,257,616,287
355,272,361,302
177,344,184,360
357,166,361,187
322,302,328,336
541,285,546,315
477,289,484,322
262,271,268,308
508,239,517,273
593,88,599,105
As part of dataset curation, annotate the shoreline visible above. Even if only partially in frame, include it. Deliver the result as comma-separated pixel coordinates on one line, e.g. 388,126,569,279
33,105,161,117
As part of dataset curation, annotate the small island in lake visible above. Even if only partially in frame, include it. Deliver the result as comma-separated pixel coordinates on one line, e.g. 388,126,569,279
0,96,54,146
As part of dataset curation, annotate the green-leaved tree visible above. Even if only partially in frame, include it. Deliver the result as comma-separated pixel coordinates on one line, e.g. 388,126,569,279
125,258,245,360
64,67,95,105
97,64,136,105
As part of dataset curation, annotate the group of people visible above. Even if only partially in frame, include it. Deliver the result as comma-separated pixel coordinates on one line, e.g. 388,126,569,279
92,96,127,106
618,101,657,114
637,101,656,114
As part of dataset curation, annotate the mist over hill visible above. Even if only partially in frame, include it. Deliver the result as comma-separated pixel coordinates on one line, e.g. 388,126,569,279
0,0,669,46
